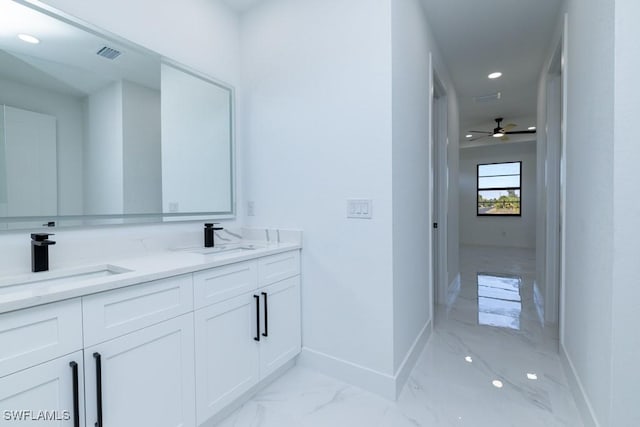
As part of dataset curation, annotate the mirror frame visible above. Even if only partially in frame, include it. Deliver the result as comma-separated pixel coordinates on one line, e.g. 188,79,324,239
1,0,236,230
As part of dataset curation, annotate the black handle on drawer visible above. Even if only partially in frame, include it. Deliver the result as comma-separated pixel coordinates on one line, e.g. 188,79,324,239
261,292,269,338
93,352,103,427
69,361,80,427
254,295,260,341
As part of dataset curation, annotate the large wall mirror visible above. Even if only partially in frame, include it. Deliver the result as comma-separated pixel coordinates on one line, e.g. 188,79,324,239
0,0,235,229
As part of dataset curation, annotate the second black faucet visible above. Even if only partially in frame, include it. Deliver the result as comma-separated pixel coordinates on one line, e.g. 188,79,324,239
204,223,224,248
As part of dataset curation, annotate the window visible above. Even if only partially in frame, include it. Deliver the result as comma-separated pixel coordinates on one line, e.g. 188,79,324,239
477,161,521,216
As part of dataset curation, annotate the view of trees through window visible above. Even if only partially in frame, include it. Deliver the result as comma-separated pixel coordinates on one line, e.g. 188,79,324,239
477,161,521,216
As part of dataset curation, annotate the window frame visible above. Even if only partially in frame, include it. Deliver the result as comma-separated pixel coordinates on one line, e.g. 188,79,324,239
476,161,522,217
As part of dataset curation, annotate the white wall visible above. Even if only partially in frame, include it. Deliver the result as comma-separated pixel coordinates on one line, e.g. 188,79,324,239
390,0,459,377
459,142,536,248
84,81,124,215
122,81,161,214
611,0,640,424
0,77,84,214
240,0,396,389
537,1,616,426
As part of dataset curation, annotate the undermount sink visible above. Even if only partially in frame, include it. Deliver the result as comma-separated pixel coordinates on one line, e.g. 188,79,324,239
187,243,266,255
0,264,132,292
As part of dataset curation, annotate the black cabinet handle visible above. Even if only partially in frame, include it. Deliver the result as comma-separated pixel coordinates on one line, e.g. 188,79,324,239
69,361,80,427
254,295,260,341
261,292,269,337
93,352,103,427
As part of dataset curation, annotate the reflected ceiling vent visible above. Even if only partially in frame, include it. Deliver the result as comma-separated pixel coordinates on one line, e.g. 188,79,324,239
473,92,501,103
96,46,122,60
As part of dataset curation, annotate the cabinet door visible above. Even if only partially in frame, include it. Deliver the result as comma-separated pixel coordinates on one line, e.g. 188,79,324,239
84,314,195,427
259,276,301,379
0,351,85,426
194,293,259,424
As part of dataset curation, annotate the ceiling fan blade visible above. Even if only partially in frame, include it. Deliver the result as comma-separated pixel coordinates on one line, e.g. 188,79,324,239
500,135,510,142
504,130,537,134
469,130,492,134
502,123,517,132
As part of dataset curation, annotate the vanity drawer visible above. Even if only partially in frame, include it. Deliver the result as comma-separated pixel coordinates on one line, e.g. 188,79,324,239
258,250,300,287
194,260,258,309
0,299,82,378
83,274,193,347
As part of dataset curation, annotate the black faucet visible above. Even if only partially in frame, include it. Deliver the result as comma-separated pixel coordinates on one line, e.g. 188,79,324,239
31,233,56,272
204,223,223,248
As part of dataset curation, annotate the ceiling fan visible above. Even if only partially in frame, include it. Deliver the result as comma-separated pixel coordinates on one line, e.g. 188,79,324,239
469,118,536,142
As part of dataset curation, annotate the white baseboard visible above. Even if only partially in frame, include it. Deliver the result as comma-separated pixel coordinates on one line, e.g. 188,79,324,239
560,343,600,427
393,320,432,398
298,347,397,399
299,320,432,401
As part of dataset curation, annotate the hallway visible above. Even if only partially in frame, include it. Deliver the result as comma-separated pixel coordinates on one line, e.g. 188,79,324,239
218,247,582,426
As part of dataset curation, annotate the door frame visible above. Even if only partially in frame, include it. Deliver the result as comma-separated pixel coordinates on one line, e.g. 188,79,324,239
541,14,568,338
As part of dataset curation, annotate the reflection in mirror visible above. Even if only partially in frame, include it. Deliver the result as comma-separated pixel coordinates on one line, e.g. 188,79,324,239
161,63,232,214
0,0,234,229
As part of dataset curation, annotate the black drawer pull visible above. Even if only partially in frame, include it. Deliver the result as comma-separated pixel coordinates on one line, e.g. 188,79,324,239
69,361,80,427
93,352,103,427
254,295,260,341
261,292,269,337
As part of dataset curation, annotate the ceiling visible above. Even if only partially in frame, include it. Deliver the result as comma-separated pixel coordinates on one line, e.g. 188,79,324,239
421,0,562,142
0,0,160,96
221,0,264,13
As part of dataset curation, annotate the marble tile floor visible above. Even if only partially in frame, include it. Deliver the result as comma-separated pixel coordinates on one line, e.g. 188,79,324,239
217,246,583,427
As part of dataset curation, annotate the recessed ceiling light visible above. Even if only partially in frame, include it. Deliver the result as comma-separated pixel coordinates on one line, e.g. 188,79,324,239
527,373,538,380
488,72,502,79
18,34,40,44
466,134,473,139
465,356,473,363
492,380,503,388
528,126,536,131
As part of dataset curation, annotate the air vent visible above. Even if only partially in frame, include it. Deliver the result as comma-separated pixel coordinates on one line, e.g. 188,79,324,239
96,46,122,60
473,92,501,103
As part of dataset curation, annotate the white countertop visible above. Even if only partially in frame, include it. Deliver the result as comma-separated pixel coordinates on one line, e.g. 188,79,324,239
0,241,301,314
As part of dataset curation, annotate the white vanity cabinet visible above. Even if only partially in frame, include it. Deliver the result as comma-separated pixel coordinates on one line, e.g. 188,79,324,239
194,293,261,421
0,299,84,426
194,251,301,424
81,275,196,427
0,247,301,427
0,351,85,426
83,314,196,427
258,276,301,378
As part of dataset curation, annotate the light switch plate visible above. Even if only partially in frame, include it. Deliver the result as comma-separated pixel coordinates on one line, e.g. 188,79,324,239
347,199,372,219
